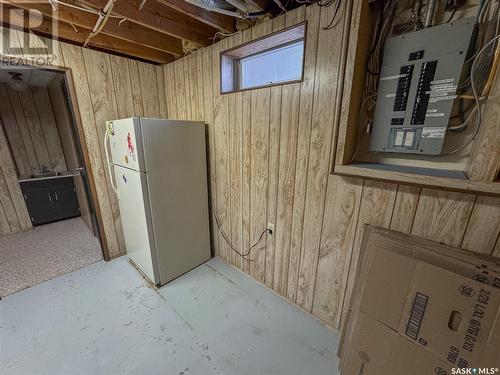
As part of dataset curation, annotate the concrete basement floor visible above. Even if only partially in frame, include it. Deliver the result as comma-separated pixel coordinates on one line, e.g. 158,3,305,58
0,257,340,375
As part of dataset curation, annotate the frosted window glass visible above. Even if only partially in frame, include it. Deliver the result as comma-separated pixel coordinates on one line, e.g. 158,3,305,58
239,41,304,89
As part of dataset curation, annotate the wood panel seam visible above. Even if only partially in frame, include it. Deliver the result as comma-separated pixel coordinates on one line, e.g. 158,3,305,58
337,178,365,328
459,194,479,247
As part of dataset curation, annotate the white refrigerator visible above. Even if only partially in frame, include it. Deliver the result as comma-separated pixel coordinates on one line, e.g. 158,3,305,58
105,117,211,286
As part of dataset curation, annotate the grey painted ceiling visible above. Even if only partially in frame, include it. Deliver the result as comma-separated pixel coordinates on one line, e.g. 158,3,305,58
0,66,60,87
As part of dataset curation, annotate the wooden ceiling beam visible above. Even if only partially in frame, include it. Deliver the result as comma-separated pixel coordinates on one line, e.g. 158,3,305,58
105,17,184,55
155,0,236,34
245,0,279,15
1,5,175,63
80,0,219,46
0,1,184,56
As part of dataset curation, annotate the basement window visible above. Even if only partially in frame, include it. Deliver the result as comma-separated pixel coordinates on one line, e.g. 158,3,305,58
220,22,307,94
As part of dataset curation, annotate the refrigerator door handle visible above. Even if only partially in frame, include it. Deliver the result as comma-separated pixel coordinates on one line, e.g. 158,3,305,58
104,122,119,196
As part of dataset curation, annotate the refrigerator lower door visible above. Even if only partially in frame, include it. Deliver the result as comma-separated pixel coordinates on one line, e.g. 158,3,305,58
115,164,159,284
142,121,211,285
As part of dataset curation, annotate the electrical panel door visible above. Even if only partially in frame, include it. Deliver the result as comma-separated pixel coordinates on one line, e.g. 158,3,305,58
369,18,475,155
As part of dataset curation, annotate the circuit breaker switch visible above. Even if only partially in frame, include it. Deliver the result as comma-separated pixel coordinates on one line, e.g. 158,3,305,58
404,132,415,147
394,131,405,146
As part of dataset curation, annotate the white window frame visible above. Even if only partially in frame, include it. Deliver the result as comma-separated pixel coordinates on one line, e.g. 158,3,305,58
219,22,307,94
235,39,305,90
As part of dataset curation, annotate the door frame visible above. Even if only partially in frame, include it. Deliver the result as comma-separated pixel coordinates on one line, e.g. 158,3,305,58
61,67,110,260
0,55,110,260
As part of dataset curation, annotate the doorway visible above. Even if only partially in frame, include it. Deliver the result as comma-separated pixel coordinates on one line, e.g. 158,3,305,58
0,60,106,297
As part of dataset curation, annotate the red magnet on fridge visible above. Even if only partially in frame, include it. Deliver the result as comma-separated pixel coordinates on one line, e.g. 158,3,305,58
127,132,134,153
127,132,136,161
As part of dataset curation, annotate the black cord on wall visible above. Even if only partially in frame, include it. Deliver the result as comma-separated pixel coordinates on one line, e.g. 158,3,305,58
211,204,272,260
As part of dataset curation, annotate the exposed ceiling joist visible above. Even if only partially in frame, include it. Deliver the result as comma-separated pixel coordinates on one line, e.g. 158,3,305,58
105,17,183,55
0,1,184,56
79,0,220,46
1,5,175,63
245,0,279,15
0,0,289,63
155,0,236,33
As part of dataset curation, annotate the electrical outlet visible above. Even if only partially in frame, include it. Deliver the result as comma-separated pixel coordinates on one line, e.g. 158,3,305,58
267,223,275,235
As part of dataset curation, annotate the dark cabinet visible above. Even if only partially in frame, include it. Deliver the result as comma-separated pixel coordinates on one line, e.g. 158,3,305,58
20,176,80,226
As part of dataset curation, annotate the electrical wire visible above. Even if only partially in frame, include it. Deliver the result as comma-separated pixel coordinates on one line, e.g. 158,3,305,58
353,0,396,160
365,1,384,76
351,94,377,162
413,0,425,31
392,0,427,33
448,103,478,131
355,0,498,159
273,0,288,13
51,0,123,18
457,1,498,90
83,0,115,47
450,101,474,119
444,0,498,148
53,0,100,14
464,0,495,64
441,34,500,155
366,0,397,79
315,0,335,7
211,205,271,259
442,7,456,24
322,0,343,30
138,0,147,11
184,47,203,55
211,31,239,44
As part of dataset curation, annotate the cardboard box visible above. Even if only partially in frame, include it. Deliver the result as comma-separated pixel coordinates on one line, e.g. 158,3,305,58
367,232,500,283
341,312,395,375
339,231,500,366
339,226,500,374
398,262,500,368
342,313,453,375
378,227,500,268
387,335,453,375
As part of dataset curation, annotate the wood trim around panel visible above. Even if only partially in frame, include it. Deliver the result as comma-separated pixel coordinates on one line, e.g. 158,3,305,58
219,21,308,95
328,0,355,173
0,53,110,260
333,164,500,197
333,0,371,168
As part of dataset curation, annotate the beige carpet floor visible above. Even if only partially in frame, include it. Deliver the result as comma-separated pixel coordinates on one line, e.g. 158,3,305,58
0,217,103,297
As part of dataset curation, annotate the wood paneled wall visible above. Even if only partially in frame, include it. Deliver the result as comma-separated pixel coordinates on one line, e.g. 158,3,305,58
0,27,166,259
0,119,32,235
1,4,499,332
161,3,500,331
0,81,68,236
0,83,67,176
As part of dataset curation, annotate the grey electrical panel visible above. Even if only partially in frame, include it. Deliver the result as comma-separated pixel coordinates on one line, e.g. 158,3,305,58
369,18,475,155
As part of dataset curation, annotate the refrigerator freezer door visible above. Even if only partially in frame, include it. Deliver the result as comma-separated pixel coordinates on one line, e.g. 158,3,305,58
114,164,159,284
108,118,146,172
